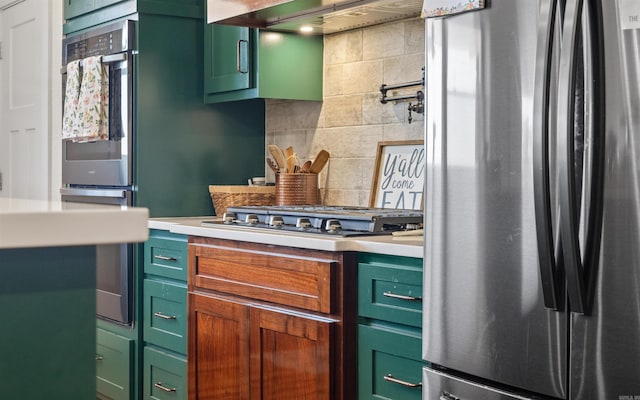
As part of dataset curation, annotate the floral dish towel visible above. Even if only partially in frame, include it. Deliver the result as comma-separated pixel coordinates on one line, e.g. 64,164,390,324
61,60,81,140
76,56,109,142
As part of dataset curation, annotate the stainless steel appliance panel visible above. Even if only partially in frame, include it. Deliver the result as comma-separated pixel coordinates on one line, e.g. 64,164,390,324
61,187,133,325
423,1,566,397
61,20,134,188
569,1,640,398
423,367,535,400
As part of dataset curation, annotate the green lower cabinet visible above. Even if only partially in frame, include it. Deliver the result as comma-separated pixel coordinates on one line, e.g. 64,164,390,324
358,324,423,400
143,346,187,400
97,328,134,400
143,279,188,354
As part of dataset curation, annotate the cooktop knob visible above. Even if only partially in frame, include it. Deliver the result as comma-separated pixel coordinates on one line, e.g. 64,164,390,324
296,218,312,230
325,219,342,233
270,215,284,228
245,214,259,225
222,212,237,224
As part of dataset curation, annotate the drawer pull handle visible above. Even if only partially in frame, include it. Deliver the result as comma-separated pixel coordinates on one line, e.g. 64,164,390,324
154,312,177,320
383,374,422,388
154,382,177,393
95,356,104,361
440,391,461,400
383,291,422,301
154,255,177,261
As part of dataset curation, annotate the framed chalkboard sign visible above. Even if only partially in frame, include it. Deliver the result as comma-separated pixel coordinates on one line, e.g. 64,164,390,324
369,140,425,210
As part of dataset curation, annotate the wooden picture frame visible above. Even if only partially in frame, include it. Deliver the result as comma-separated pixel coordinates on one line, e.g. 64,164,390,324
369,140,425,210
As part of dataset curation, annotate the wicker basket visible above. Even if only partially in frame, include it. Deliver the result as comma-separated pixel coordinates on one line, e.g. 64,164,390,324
209,185,276,215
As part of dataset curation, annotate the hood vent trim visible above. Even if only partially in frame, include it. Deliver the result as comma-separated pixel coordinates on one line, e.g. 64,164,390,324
208,0,423,35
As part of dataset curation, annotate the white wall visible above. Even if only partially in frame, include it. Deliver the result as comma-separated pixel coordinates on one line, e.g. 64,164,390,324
50,0,62,200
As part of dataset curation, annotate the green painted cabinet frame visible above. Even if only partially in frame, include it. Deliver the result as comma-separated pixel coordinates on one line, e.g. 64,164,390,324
358,323,423,400
357,253,424,400
204,23,323,103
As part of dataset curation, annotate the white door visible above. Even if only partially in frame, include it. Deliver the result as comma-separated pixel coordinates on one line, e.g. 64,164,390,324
0,0,49,200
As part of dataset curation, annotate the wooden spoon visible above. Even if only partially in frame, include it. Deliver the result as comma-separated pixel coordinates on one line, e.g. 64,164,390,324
268,145,287,172
285,146,295,173
299,160,312,173
309,150,330,174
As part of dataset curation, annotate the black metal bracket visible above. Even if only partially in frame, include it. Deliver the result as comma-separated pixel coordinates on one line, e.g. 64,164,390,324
379,67,425,123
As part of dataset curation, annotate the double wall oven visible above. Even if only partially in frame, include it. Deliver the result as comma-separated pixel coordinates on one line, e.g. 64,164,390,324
61,21,136,325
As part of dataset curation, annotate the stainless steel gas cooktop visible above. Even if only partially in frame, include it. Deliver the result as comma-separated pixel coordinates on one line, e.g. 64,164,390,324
201,205,423,237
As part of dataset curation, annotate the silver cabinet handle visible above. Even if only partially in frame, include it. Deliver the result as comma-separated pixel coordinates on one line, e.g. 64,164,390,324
96,356,104,361
154,255,177,261
383,374,422,388
237,39,249,74
154,382,177,393
154,312,177,320
383,291,422,301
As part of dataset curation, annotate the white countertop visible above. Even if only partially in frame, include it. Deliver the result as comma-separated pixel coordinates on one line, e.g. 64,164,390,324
149,217,423,258
0,198,149,249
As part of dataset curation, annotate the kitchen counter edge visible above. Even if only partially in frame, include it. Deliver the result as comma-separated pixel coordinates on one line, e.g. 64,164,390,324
0,198,149,249
149,217,423,258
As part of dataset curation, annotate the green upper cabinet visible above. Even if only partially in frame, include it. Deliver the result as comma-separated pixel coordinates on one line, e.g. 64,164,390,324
63,0,202,34
205,24,252,94
63,0,132,20
204,23,323,103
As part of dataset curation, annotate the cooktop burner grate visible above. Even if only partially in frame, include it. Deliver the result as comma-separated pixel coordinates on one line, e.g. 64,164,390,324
201,205,423,237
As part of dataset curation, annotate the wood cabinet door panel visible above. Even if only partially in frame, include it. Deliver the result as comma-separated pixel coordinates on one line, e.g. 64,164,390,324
191,243,335,313
250,307,332,400
188,292,250,400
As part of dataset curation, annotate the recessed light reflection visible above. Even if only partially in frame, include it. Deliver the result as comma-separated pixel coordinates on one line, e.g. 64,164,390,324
300,26,314,34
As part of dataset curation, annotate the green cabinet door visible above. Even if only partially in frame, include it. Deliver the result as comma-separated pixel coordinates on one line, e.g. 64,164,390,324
63,0,95,19
358,324,423,400
204,18,323,103
205,24,252,94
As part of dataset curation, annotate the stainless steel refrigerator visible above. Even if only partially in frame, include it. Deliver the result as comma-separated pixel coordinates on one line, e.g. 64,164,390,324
422,0,640,399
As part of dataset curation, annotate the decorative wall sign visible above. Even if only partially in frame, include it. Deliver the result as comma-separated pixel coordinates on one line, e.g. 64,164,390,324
422,0,485,18
369,140,425,210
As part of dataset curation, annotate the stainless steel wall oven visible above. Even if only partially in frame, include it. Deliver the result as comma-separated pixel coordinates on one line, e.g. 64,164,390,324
61,20,136,325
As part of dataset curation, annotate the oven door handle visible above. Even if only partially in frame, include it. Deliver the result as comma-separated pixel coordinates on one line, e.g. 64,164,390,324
60,187,127,198
60,53,127,74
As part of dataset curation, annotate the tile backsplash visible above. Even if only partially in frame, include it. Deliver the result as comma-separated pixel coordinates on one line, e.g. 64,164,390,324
266,17,425,206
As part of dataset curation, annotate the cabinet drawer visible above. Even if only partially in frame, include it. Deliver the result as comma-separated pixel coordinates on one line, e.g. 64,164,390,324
96,328,133,400
144,279,187,354
145,231,188,281
190,242,335,313
358,260,422,327
358,324,422,400
143,346,187,400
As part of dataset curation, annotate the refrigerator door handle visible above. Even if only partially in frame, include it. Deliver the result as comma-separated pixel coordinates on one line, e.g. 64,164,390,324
533,0,562,310
557,0,605,315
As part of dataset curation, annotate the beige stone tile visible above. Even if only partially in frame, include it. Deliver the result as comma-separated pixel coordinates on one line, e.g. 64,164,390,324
324,30,363,65
323,95,363,127
363,22,405,61
265,100,323,132
383,52,425,88
382,122,425,142
343,60,384,95
405,18,426,54
324,64,344,97
363,92,404,125
309,125,383,159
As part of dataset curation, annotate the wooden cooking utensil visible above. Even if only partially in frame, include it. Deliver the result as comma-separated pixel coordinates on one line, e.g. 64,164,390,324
285,146,295,173
268,145,287,172
266,158,279,174
309,150,330,174
299,160,312,173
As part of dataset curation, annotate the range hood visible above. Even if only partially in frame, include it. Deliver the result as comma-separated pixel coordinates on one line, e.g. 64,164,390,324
207,0,423,35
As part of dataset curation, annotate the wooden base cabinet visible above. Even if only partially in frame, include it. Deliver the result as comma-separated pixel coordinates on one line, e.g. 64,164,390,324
188,237,356,400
